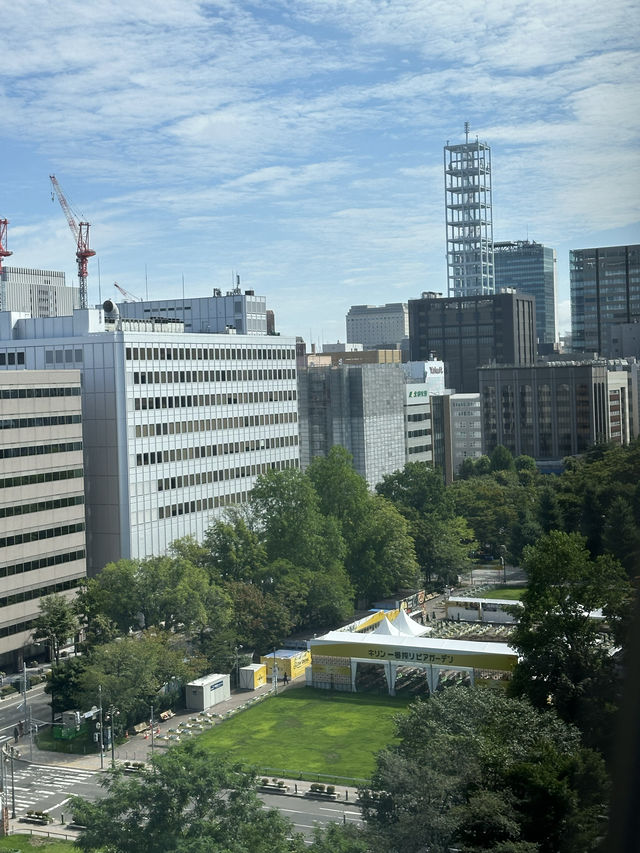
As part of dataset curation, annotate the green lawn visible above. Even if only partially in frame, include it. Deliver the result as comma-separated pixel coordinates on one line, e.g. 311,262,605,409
197,687,409,783
0,836,76,852
481,587,526,600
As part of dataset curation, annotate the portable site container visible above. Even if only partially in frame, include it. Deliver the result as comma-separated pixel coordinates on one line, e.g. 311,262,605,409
185,673,231,711
260,649,311,682
238,663,267,690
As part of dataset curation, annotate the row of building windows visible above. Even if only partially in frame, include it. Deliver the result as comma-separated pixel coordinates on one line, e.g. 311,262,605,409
0,468,84,491
44,349,83,364
0,494,85,520
408,428,432,438
0,577,81,611
0,617,36,639
0,441,83,460
133,368,295,384
0,549,86,580
0,521,85,550
157,460,298,519
408,444,430,455
0,414,82,431
126,345,295,362
0,387,81,399
407,412,430,423
135,411,298,438
136,434,299,467
133,389,297,411
158,457,299,493
0,352,25,365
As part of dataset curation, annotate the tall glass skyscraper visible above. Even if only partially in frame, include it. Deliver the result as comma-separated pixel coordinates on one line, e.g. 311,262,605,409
570,245,640,356
444,128,494,297
494,240,557,346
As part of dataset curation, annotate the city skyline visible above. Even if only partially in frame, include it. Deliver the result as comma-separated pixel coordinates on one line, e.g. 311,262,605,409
1,1,638,344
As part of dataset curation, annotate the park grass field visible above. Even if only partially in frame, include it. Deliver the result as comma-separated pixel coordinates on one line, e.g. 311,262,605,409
197,687,410,782
0,836,75,852
481,587,526,600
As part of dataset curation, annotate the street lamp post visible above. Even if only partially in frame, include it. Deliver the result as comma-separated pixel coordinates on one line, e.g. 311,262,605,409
106,706,119,769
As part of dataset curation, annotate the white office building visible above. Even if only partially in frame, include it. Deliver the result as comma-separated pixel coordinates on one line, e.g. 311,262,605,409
1,266,80,317
346,303,409,350
117,288,268,336
0,369,86,669
0,306,299,574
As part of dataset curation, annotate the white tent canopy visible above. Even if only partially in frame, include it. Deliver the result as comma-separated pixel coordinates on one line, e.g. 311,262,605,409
372,615,402,635
393,608,432,636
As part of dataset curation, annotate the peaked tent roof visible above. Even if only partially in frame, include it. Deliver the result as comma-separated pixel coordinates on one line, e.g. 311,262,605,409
393,609,432,636
372,615,402,635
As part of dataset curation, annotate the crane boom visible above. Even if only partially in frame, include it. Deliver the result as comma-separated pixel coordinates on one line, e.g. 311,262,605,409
114,281,143,302
49,175,96,310
0,218,12,274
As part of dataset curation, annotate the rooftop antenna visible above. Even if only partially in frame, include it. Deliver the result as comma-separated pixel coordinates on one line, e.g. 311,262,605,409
464,121,470,144
145,264,149,300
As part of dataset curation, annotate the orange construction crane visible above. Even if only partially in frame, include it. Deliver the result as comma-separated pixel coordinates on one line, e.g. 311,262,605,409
49,175,96,310
113,281,143,302
0,218,12,274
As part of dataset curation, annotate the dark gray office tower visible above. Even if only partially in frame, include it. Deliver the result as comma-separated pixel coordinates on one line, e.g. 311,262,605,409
478,361,631,463
408,291,535,393
570,245,640,356
494,240,557,347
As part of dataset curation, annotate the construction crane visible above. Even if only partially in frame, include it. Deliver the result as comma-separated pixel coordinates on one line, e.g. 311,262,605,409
49,175,96,310
113,281,143,302
0,218,12,275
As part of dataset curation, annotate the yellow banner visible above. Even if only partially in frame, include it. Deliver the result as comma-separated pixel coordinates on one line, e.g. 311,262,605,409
311,641,516,672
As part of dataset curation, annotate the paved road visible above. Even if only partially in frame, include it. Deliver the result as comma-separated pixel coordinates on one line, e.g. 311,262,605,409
261,791,362,839
0,683,51,740
2,760,103,822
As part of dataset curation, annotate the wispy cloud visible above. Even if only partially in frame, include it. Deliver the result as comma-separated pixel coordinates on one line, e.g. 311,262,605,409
1,0,638,340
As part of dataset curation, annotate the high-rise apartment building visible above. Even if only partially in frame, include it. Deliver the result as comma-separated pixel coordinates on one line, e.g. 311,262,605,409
0,266,80,317
494,240,557,346
346,303,409,350
0,306,299,574
408,291,536,393
0,370,86,669
444,130,494,297
570,245,640,356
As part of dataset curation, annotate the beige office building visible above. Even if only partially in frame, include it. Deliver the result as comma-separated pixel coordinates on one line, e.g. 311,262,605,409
0,370,86,669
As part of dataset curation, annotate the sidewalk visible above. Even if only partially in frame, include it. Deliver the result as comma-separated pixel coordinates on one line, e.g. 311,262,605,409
18,676,303,772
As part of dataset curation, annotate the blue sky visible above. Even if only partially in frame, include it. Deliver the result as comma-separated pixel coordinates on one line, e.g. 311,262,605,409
1,0,638,344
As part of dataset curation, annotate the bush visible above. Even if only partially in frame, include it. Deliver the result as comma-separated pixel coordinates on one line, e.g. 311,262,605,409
261,777,269,786
29,674,44,686
326,785,335,794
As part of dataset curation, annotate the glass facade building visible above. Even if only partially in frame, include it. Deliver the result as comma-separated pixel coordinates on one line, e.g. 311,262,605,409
570,245,640,356
494,241,557,346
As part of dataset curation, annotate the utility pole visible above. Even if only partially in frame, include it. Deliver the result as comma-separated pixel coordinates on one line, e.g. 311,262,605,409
9,749,15,819
150,704,155,768
98,686,104,770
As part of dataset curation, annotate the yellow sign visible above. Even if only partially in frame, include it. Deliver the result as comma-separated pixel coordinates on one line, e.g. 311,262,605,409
311,641,516,673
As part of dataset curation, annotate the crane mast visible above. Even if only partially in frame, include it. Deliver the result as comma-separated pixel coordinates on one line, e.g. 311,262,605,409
49,175,96,310
0,218,12,274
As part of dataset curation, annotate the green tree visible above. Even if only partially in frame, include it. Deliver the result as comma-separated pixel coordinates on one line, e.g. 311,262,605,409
250,468,345,573
76,560,142,635
32,594,79,664
45,657,88,720
72,741,305,853
360,689,608,853
509,530,634,753
602,496,640,578
490,445,515,472
347,495,419,603
203,512,267,582
79,633,203,728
